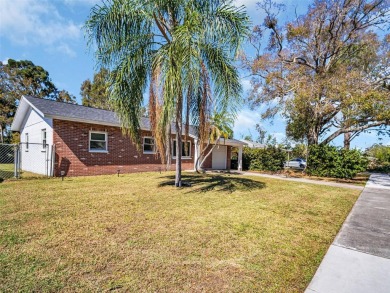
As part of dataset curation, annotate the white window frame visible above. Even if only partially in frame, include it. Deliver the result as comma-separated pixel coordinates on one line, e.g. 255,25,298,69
41,128,47,148
25,133,29,151
143,136,156,154
172,140,192,159
89,131,108,153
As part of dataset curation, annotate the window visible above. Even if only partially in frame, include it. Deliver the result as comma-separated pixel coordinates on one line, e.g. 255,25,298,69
25,133,29,151
89,131,107,152
41,129,47,147
143,137,156,154
173,140,191,158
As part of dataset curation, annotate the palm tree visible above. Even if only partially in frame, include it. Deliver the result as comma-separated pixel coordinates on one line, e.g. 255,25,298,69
85,0,249,187
195,111,234,173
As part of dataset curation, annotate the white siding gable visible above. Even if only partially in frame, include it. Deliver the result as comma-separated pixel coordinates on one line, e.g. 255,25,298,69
19,107,54,175
20,107,53,145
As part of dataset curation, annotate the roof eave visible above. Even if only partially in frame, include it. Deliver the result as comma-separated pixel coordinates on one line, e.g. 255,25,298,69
47,115,198,139
11,95,45,131
212,139,248,147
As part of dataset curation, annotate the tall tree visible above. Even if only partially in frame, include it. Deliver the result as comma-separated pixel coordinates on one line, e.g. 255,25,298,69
86,0,249,186
242,0,390,148
0,59,76,142
80,68,111,110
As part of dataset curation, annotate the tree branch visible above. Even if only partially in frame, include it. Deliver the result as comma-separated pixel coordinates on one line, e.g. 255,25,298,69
320,120,389,145
153,13,171,43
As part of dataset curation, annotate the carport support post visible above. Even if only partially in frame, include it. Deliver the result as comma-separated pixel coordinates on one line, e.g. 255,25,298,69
238,146,243,171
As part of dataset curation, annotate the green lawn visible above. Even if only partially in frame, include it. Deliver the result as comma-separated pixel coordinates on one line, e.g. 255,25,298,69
1,163,45,180
0,172,360,292
0,164,15,179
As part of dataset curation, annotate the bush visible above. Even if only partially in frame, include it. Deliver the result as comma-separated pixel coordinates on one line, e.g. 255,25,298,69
365,144,390,173
243,146,287,172
306,145,368,179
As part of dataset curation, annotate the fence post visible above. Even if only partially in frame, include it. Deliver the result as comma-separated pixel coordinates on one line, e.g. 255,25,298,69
51,144,56,177
13,144,20,178
46,144,48,177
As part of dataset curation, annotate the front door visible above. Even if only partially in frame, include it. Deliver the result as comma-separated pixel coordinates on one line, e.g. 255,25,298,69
212,145,227,169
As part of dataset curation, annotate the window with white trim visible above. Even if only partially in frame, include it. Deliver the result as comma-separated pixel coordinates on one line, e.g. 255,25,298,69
143,137,156,154
41,129,47,147
25,133,29,151
173,140,191,158
89,131,108,152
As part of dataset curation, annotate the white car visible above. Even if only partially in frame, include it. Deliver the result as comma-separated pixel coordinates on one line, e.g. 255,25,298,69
284,158,306,169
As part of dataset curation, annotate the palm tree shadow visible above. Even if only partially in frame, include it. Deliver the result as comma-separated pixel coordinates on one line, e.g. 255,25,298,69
158,174,266,193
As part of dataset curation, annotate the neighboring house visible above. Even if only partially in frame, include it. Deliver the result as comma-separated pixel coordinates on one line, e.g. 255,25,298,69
11,96,246,176
240,140,266,149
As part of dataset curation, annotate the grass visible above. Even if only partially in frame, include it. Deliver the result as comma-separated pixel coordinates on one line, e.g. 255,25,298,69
0,164,15,180
0,164,46,180
0,171,360,292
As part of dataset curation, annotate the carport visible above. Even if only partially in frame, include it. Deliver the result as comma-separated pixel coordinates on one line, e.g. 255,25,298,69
194,139,247,171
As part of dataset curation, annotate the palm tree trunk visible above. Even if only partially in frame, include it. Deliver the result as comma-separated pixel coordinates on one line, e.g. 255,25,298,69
195,140,210,173
196,137,221,172
165,124,172,171
175,93,183,187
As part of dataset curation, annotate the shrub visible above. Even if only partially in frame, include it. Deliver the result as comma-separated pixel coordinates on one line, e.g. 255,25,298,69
243,146,287,172
365,144,390,173
306,145,368,179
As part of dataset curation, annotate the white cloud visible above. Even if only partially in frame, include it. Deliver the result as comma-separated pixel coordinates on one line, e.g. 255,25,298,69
2,58,9,65
0,0,81,53
273,132,286,142
235,0,258,8
241,78,252,92
47,43,77,58
233,108,261,138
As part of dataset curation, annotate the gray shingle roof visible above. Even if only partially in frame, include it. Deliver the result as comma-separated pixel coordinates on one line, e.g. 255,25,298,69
23,96,198,136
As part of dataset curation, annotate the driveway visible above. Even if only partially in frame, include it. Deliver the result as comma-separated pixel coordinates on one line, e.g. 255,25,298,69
306,173,390,293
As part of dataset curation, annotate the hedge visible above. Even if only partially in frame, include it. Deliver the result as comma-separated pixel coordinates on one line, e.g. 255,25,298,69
243,146,287,172
306,145,368,179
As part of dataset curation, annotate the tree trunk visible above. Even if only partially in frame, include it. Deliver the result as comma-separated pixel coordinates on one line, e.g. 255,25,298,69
196,137,221,173
307,130,319,146
0,124,3,144
195,140,210,173
175,93,183,187
344,132,351,150
165,124,172,171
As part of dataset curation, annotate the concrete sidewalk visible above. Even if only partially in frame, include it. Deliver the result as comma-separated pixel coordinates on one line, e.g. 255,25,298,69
306,173,390,293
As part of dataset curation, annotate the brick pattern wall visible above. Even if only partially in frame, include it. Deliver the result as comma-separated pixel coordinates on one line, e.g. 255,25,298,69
53,119,195,176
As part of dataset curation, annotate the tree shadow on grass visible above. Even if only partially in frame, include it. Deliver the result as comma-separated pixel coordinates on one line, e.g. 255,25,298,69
158,173,266,193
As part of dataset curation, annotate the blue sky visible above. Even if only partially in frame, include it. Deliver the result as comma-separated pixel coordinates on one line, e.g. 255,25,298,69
0,0,388,149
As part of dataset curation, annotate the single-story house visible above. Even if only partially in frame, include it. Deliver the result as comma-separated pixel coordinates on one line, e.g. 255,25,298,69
11,96,246,176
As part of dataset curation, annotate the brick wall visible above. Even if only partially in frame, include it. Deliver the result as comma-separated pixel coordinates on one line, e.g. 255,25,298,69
53,119,195,176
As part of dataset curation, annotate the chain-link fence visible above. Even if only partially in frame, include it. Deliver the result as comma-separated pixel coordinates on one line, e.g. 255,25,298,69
0,144,19,179
19,142,55,177
0,143,55,180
